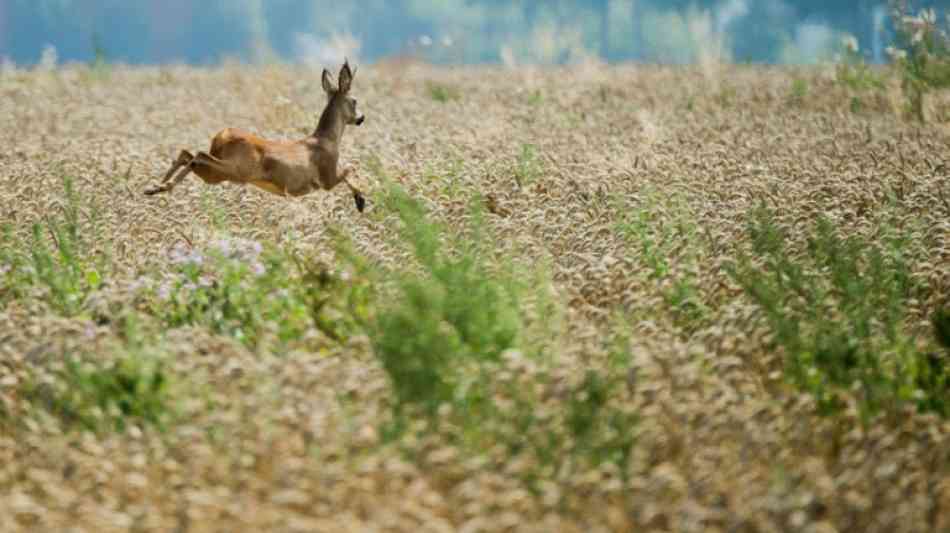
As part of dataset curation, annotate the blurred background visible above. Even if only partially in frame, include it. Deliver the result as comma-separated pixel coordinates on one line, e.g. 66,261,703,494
1,0,949,67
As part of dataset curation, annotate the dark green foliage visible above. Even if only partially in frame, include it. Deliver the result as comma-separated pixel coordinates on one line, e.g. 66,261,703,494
614,191,708,333
514,143,542,188
363,182,636,480
934,308,950,350
526,89,544,106
789,78,809,105
728,204,949,419
24,354,174,433
567,370,637,472
84,32,111,80
889,1,950,120
835,43,885,92
149,240,366,349
372,185,521,410
0,177,107,316
426,81,461,102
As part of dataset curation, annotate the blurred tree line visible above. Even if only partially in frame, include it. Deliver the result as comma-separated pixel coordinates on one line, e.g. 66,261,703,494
1,0,949,65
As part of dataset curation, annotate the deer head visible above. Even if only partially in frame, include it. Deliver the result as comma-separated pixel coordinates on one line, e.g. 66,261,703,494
321,60,365,127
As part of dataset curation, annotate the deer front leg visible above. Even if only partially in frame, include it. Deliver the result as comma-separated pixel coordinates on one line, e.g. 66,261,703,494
144,150,193,195
329,165,366,212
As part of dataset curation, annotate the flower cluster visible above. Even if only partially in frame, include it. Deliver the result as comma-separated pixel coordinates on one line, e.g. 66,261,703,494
841,35,859,54
211,237,266,275
166,237,266,275
210,237,263,261
139,237,267,302
168,245,204,267
886,46,909,61
892,5,948,49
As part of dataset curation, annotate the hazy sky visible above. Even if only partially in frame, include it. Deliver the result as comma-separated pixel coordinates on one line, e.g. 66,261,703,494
1,0,948,66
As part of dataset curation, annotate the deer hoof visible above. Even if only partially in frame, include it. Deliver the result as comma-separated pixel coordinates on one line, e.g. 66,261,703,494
143,185,163,196
354,192,366,213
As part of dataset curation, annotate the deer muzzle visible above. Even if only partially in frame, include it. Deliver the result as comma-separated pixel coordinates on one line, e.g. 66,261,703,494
355,115,365,126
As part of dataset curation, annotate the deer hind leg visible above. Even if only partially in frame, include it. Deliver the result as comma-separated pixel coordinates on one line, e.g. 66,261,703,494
144,151,240,196
144,150,194,195
190,151,239,185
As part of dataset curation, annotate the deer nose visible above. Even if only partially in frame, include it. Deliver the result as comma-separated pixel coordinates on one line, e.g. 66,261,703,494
355,115,365,126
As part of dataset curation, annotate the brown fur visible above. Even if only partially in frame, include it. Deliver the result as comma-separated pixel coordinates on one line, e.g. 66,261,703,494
145,61,366,211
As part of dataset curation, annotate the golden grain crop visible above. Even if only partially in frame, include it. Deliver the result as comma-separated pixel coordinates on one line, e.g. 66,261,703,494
1,62,950,532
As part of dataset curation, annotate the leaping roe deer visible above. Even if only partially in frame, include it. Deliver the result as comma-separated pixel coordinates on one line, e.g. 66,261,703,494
144,60,367,212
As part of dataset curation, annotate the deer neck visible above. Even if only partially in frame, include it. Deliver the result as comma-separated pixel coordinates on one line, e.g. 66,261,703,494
314,100,345,144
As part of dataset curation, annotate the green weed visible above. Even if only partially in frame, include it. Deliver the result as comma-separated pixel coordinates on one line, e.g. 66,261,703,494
426,81,461,103
728,205,948,420
566,369,637,472
850,96,865,114
514,143,542,188
358,182,636,488
889,2,950,120
480,364,637,491
835,40,885,92
716,86,737,107
789,78,809,105
23,350,176,433
526,89,544,106
370,185,522,411
145,237,366,350
0,177,109,316
91,33,110,77
934,307,950,350
614,191,708,332
78,33,111,83
0,223,23,305
425,156,467,197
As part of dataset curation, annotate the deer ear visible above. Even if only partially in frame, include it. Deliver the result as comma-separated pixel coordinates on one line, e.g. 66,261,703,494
338,59,353,94
321,69,335,94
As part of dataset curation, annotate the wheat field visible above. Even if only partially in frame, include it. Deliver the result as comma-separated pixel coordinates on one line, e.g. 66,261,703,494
2,61,950,532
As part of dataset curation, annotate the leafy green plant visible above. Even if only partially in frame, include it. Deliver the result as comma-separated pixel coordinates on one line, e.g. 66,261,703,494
371,185,522,411
200,189,228,229
616,203,672,279
614,191,708,332
0,223,23,305
91,33,110,78
835,37,885,92
27,222,97,316
566,369,637,472
728,205,948,419
424,156,467,197
76,33,112,84
888,1,950,120
360,183,637,489
934,308,950,351
716,86,737,108
474,364,637,491
514,143,542,188
426,81,461,102
1,177,108,315
850,96,865,114
789,78,809,105
145,237,366,349
526,89,544,106
24,351,175,433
